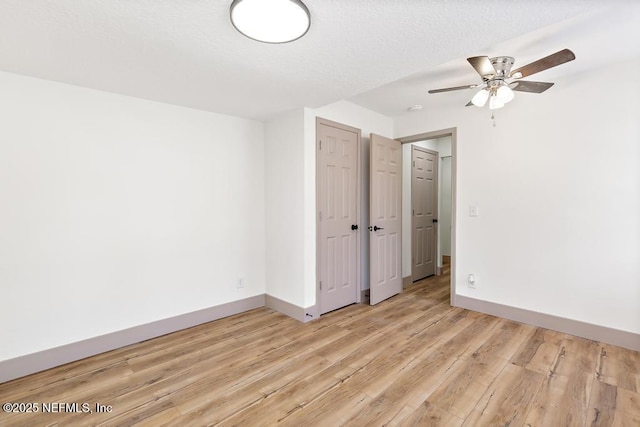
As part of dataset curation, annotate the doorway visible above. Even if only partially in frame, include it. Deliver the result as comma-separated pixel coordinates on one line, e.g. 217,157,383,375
398,128,457,305
315,122,456,312
411,145,438,281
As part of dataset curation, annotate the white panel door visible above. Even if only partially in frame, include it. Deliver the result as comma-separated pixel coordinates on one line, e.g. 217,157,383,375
412,146,438,281
369,133,402,305
317,119,360,315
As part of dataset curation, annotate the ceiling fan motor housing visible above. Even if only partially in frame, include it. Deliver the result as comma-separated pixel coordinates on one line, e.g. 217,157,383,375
489,56,515,79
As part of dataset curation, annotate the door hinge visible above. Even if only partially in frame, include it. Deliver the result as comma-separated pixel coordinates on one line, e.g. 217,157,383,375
412,208,415,216
319,281,322,290
413,160,415,167
319,140,322,150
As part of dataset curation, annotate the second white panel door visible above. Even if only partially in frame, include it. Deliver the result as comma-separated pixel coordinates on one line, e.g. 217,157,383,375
412,145,438,281
369,133,402,305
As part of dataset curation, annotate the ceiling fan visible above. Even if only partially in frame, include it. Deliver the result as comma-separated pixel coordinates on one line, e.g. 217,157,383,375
428,49,575,110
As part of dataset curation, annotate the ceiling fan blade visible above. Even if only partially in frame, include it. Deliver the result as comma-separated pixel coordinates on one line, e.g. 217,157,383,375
428,84,478,94
467,56,495,80
510,81,554,93
509,49,575,79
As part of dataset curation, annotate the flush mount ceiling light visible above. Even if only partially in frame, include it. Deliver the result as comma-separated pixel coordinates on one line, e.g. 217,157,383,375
230,0,311,44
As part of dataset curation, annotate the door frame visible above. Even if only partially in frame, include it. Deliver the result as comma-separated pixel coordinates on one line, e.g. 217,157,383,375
397,127,457,306
315,117,362,315
410,145,439,282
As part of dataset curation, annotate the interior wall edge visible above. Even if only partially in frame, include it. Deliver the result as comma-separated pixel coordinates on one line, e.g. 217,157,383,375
265,294,317,323
402,276,413,289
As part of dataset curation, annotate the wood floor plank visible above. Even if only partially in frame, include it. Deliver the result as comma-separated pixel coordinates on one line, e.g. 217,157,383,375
1,269,639,426
164,352,333,425
398,402,464,427
596,344,640,393
275,351,420,423
462,363,544,426
523,334,600,426
343,311,502,426
616,387,640,425
218,320,416,425
355,311,478,400
95,398,178,427
588,380,619,427
131,406,181,427
0,360,133,407
167,324,349,414
341,344,462,425
424,320,534,419
510,327,566,374
588,380,640,426
125,310,288,371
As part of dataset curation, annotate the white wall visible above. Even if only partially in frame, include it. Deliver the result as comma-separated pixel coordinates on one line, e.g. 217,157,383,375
304,101,394,305
394,57,640,334
0,72,266,361
264,108,306,307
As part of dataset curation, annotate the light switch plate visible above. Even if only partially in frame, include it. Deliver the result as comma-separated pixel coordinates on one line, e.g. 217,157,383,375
469,205,479,217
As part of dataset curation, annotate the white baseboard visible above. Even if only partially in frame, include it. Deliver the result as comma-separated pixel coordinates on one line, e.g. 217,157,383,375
0,294,265,384
265,294,317,323
0,292,322,384
455,295,640,352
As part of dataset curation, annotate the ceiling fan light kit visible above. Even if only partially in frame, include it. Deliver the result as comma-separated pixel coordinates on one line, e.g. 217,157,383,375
230,0,310,44
429,49,576,115
489,95,504,110
471,88,490,107
496,85,514,103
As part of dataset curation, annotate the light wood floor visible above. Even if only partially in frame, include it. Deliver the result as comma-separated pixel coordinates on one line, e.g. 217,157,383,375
1,268,639,426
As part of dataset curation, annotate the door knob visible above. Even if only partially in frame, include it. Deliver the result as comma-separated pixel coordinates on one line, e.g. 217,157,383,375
432,219,438,223
351,224,358,230
373,225,384,231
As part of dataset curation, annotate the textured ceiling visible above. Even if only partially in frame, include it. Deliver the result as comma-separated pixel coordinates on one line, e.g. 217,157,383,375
350,3,640,119
0,1,635,120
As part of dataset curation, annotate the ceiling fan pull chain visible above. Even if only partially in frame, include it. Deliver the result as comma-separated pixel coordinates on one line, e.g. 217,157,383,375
491,112,496,127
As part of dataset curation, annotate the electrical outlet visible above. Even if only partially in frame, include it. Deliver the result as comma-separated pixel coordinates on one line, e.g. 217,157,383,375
467,273,476,288
237,277,245,288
